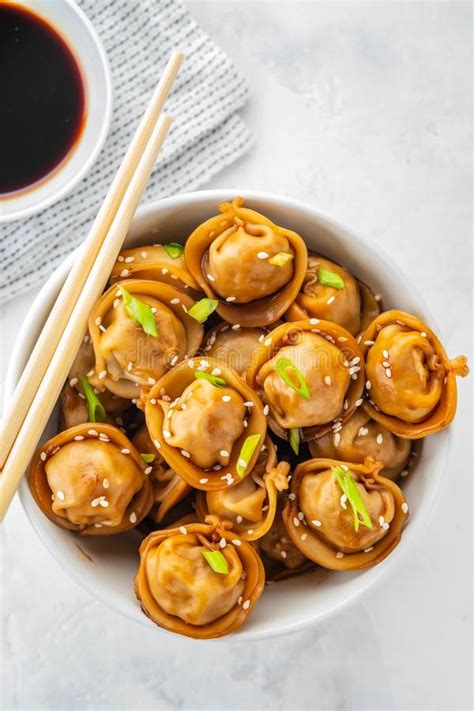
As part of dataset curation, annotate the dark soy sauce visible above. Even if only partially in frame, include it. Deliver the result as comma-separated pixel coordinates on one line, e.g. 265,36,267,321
0,3,86,195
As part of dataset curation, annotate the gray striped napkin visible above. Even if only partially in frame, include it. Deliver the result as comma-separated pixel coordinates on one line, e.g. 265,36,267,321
0,0,251,302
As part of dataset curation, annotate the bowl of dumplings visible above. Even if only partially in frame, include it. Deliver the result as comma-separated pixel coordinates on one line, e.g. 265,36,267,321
6,191,469,640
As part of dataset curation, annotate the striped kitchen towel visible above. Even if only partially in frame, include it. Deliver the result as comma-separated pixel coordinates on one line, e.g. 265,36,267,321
0,0,251,302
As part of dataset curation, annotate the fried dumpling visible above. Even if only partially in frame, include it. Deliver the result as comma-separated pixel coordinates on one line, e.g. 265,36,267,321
145,357,267,490
361,310,469,438
196,438,290,540
203,322,266,375
88,279,203,399
309,409,411,480
29,424,154,534
246,319,364,442
282,457,408,569
135,517,265,638
132,425,190,523
184,198,308,327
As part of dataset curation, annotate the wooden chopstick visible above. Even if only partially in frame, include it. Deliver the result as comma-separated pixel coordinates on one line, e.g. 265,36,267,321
0,113,173,521
0,50,184,470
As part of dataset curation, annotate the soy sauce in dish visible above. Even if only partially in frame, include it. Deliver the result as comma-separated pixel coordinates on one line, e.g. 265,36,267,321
0,2,86,196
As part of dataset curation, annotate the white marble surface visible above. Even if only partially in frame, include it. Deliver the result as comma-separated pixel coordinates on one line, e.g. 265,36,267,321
1,2,472,709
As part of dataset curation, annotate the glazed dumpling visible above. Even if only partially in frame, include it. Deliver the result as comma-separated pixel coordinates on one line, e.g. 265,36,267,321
145,358,267,490
204,323,266,375
247,320,364,442
163,378,246,469
29,424,154,534
135,518,265,638
88,279,203,399
258,501,308,569
132,425,190,523
184,198,308,327
282,457,408,570
361,311,469,438
109,243,199,293
309,409,411,480
196,438,290,540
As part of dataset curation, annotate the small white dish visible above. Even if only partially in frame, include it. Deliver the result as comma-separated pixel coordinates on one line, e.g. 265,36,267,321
4,190,449,640
0,0,112,223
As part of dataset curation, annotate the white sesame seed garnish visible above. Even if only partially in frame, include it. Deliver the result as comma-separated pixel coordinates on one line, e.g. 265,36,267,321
340,494,348,510
236,515,243,524
232,539,242,546
420,331,427,337
187,360,195,369
244,401,254,407
161,268,168,275
220,449,229,458
88,429,98,437
98,370,107,380
141,251,148,258
379,515,385,527
199,478,209,484
401,502,409,514
99,434,110,442
263,404,270,416
226,296,236,302
364,547,374,553
401,469,409,477
153,439,161,449
124,256,135,263
293,517,300,527
144,466,153,475
376,434,383,444
170,298,180,305
258,334,265,342
242,599,251,610
147,377,156,385
117,255,124,262
103,479,110,489
364,340,375,346
309,318,319,325
324,375,332,386
94,523,103,528
385,368,392,378
40,452,47,461
382,360,390,368
95,317,102,326
257,251,269,259
99,498,109,508
74,435,84,441
336,551,344,559
180,450,191,458
211,368,222,376
56,490,65,501
129,512,137,524
280,551,287,560
163,431,171,439
288,493,296,501
69,377,78,388
327,295,335,305
121,448,130,454
334,433,341,446
264,338,272,346
382,522,390,530
366,380,372,390
207,273,216,282
311,519,322,527
119,269,129,277
179,526,188,535
219,538,226,548
222,395,232,402
231,324,241,330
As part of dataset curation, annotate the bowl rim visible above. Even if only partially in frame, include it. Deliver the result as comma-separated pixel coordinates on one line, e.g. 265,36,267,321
4,189,450,641
0,0,113,223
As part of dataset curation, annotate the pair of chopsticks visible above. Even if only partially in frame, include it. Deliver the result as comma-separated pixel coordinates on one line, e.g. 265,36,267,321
0,51,185,521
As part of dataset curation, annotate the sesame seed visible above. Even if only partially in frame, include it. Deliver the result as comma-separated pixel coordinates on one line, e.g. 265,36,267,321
420,331,427,337
364,547,374,553
293,517,300,527
232,539,241,546
95,317,102,326
129,512,137,524
88,429,98,436
236,515,243,524
364,340,375,346
258,334,265,342
263,404,270,416
334,433,341,446
324,375,332,386
226,296,236,302
382,522,389,530
280,551,287,559
124,256,135,263
94,523,103,528
151,307,157,314
98,370,107,380
327,295,335,305
163,431,171,439
401,502,409,514
336,551,344,559
219,538,226,548
288,493,296,501
141,251,148,258
382,360,390,368
340,494,348,509
74,435,84,441
312,519,322,527
379,516,385,527
179,526,188,535
181,450,191,458
119,269,129,277
103,479,110,489
231,324,241,330
147,377,156,385
401,469,409,477
69,377,78,388
222,395,232,402
257,251,269,259
153,439,161,449
376,434,383,444
338,336,348,343
56,490,65,501
366,380,372,390
385,368,392,378
121,448,130,454
244,401,254,407
99,434,110,442
309,318,319,325
242,599,251,610
161,268,168,275
211,368,222,376
264,338,272,346
220,449,229,458
117,255,124,262
99,498,109,508
144,466,153,475
199,478,209,484
207,273,216,282
238,459,247,469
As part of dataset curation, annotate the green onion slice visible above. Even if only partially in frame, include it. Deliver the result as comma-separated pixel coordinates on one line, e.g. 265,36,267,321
163,242,184,259
117,285,158,337
140,453,156,463
276,357,310,400
289,428,300,455
194,371,227,388
81,376,106,423
316,267,345,290
201,549,229,575
269,252,294,267
188,298,219,323
333,466,373,532
236,434,261,478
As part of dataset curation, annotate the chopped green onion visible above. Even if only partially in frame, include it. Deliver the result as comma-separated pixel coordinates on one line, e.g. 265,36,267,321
276,357,310,400
117,285,158,337
316,268,345,290
333,466,373,532
188,298,219,323
201,549,229,574
81,376,106,423
194,371,227,388
163,242,184,259
269,252,294,267
236,434,261,478
289,428,300,455
140,453,156,463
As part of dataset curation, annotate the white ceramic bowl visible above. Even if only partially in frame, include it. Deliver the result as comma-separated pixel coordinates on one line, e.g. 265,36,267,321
0,0,112,223
5,190,448,640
